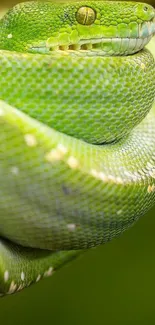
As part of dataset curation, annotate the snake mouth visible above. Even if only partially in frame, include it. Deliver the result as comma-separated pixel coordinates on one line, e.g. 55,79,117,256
30,18,155,56
48,35,152,56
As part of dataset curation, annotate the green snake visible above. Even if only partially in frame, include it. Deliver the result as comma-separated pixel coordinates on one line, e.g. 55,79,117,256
0,0,155,296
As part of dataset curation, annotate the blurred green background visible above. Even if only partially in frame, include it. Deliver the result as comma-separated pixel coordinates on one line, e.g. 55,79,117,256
0,0,155,324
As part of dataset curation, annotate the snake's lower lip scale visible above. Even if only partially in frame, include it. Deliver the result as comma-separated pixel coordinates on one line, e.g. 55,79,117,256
139,18,155,38
47,35,152,56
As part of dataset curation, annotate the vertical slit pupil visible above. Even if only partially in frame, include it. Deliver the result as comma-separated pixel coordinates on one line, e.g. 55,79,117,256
84,7,89,25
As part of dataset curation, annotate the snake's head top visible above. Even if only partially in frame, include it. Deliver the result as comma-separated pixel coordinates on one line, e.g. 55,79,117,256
0,1,155,55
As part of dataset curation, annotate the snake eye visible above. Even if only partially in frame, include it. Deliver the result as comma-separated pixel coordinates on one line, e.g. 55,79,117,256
76,6,96,25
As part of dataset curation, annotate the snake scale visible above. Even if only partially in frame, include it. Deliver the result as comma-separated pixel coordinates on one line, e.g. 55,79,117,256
0,0,154,296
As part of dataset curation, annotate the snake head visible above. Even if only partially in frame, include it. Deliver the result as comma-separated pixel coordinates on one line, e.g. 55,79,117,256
0,1,155,56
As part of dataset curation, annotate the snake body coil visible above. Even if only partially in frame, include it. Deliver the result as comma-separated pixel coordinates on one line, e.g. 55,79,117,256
0,1,155,295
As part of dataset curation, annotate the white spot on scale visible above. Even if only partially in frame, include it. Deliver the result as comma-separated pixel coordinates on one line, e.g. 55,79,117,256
90,169,99,178
67,223,76,231
67,156,79,169
98,172,108,182
17,284,25,292
21,271,25,281
116,177,123,184
7,33,13,39
24,134,37,147
57,143,68,154
140,62,145,70
45,149,63,161
36,274,41,282
0,107,4,116
4,270,9,282
8,281,17,294
147,184,155,193
10,166,19,175
44,267,53,277
45,144,68,162
117,209,122,215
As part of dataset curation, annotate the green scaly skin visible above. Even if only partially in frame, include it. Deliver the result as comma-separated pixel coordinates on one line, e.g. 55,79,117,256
0,1,155,296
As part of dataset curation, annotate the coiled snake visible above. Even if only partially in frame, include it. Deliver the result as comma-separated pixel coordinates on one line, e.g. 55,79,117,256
0,0,155,295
